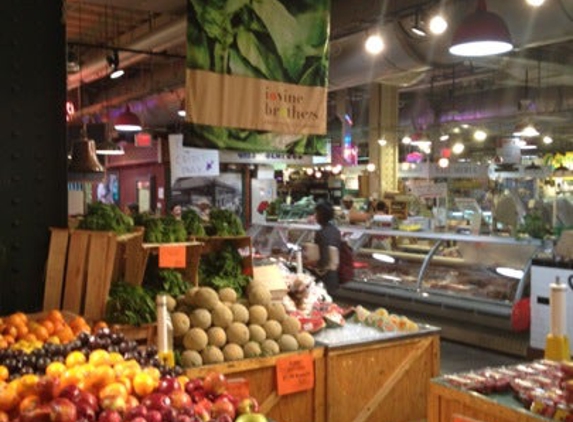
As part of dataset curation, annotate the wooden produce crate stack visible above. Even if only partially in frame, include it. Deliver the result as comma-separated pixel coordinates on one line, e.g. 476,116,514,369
42,228,144,322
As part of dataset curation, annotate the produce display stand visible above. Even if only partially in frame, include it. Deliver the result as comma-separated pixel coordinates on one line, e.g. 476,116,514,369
316,324,441,422
186,348,327,422
142,240,203,286
427,379,546,422
43,227,143,321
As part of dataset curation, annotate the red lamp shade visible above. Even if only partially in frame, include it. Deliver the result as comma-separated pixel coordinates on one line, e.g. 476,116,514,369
114,105,142,132
449,0,513,57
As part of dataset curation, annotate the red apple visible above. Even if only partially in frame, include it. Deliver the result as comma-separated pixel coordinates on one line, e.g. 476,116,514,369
236,396,260,414
184,379,203,394
169,390,192,411
35,376,61,402
125,395,140,412
192,401,211,422
145,409,162,422
129,418,147,422
75,401,96,422
125,404,148,421
58,384,82,402
176,416,194,422
49,397,77,422
156,376,181,395
202,372,227,396
77,391,99,411
211,396,236,420
161,407,178,422
141,393,171,412
97,409,122,422
215,415,234,422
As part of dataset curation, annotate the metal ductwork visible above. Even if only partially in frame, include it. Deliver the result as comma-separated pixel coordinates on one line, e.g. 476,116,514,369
67,16,186,90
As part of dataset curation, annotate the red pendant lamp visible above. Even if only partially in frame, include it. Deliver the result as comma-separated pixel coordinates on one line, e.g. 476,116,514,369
114,105,142,132
449,0,513,57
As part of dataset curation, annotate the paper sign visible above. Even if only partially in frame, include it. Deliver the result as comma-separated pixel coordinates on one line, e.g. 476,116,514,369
159,245,186,268
276,354,314,395
226,377,250,400
168,134,220,182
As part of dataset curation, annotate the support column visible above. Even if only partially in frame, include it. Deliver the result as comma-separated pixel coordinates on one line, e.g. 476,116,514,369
368,83,399,198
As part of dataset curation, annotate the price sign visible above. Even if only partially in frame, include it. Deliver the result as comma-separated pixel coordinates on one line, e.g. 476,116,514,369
159,245,186,268
276,353,314,395
226,377,250,400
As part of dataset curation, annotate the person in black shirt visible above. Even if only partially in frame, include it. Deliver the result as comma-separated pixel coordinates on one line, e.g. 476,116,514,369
313,201,342,296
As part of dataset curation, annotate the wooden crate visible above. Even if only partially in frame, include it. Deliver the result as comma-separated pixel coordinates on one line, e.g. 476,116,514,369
427,381,546,422
142,241,204,286
109,323,157,346
324,334,440,422
43,228,143,321
186,348,326,422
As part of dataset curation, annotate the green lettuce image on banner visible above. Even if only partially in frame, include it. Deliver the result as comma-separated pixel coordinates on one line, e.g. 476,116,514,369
184,0,330,155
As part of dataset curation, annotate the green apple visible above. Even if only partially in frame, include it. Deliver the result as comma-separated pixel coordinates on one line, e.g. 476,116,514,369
235,413,268,422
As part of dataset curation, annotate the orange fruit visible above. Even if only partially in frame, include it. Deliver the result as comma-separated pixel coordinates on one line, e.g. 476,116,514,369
117,376,133,395
56,326,74,344
45,361,66,379
132,372,156,397
18,394,41,414
109,352,123,365
0,367,8,383
65,351,87,368
40,319,55,335
46,310,64,323
0,384,19,412
32,325,49,342
86,365,115,391
6,313,26,327
88,349,111,367
142,366,161,382
99,382,128,401
0,410,9,422
16,374,39,398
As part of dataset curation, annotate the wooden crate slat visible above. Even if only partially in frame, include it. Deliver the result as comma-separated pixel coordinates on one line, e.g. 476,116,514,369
124,232,149,285
83,232,115,321
43,228,70,311
62,230,90,314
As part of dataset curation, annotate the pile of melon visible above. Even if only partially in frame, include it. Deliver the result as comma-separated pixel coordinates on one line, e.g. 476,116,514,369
169,282,315,368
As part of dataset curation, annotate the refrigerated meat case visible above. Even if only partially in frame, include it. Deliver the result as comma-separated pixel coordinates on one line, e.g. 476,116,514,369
248,222,544,354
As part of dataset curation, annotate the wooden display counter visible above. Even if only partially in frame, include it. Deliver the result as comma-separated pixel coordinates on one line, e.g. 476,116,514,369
318,326,441,422
185,324,440,422
427,380,545,422
186,348,326,422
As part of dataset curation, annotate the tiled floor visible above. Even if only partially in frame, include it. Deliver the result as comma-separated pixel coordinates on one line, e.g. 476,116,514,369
440,339,523,375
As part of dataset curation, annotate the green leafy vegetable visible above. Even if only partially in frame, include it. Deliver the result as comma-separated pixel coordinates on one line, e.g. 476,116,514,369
199,244,250,295
78,202,134,234
181,209,206,237
105,281,156,326
209,209,245,236
158,269,190,297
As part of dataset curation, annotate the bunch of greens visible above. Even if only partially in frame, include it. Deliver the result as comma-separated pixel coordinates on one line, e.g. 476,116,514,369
209,209,245,236
185,0,329,155
158,269,190,297
104,281,156,326
518,211,552,239
182,209,206,237
199,244,250,295
143,215,187,243
79,202,134,234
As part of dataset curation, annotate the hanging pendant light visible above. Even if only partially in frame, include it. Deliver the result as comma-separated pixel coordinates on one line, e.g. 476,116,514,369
114,105,142,132
449,0,513,57
96,138,124,155
69,126,105,181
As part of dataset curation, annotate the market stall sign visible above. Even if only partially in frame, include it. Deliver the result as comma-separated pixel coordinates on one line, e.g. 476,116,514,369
158,245,186,268
407,182,447,198
219,150,312,165
169,134,220,180
276,353,314,395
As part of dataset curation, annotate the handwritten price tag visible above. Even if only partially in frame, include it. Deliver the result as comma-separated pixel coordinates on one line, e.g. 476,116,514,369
159,245,186,268
276,353,314,395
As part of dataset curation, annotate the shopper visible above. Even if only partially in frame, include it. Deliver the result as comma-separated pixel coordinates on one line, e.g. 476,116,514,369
311,201,342,296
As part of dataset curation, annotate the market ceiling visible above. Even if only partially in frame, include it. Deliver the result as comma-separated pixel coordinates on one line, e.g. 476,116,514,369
65,0,573,148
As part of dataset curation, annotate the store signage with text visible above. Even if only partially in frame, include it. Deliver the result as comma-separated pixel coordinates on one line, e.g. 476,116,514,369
159,245,186,268
276,354,314,395
219,150,312,165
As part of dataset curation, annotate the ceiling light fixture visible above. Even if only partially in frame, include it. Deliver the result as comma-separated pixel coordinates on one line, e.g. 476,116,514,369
365,33,384,55
513,122,539,137
106,50,124,79
411,10,427,37
114,105,143,132
526,0,545,6
429,14,448,35
96,138,125,155
177,99,186,117
542,135,553,144
449,0,513,57
473,129,488,142
377,138,388,147
452,142,465,155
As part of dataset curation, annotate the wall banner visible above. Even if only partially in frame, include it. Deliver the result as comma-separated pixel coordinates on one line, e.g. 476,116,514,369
185,0,330,155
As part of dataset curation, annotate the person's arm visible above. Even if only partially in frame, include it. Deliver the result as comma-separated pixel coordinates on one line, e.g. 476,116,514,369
315,230,330,274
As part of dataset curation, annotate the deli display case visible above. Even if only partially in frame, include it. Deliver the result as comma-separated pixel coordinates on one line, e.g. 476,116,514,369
248,222,543,333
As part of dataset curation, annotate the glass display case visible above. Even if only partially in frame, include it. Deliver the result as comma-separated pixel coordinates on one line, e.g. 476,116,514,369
248,222,543,329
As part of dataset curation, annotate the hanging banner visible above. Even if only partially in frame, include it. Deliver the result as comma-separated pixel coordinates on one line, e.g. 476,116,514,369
169,134,220,181
185,0,330,155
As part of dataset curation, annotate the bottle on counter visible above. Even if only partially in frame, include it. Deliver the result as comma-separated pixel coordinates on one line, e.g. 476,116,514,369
156,294,175,367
